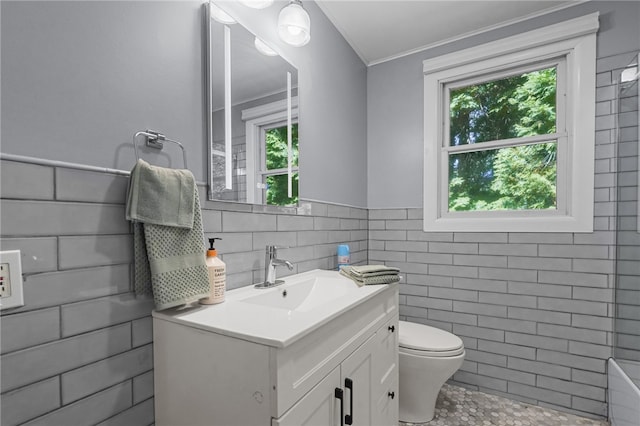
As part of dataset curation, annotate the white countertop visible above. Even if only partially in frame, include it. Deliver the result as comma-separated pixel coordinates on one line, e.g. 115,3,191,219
152,269,394,348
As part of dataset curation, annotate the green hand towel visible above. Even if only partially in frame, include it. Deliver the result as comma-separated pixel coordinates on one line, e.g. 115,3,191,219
126,159,195,228
126,160,209,310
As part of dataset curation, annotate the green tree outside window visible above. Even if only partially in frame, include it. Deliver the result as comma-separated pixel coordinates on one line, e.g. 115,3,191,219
448,67,558,211
264,123,299,206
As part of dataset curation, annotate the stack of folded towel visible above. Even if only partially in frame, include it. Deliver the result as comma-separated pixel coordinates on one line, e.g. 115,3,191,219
339,265,401,287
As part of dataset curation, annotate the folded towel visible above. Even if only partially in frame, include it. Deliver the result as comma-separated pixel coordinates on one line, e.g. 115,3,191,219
344,264,400,276
126,159,196,228
126,160,209,310
340,265,400,287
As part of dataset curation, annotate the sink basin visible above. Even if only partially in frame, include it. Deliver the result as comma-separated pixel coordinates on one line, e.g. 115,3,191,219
239,276,352,312
152,269,395,347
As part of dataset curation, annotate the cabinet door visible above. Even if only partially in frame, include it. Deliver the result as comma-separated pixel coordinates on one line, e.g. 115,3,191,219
375,377,398,426
340,334,377,426
374,317,398,396
273,366,341,426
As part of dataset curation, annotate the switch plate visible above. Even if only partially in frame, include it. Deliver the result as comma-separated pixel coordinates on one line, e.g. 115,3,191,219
0,250,24,310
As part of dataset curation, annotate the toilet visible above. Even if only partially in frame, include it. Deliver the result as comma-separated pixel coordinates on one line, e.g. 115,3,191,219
398,320,466,423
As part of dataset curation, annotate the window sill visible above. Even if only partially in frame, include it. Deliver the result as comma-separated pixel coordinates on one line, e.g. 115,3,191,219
423,214,594,233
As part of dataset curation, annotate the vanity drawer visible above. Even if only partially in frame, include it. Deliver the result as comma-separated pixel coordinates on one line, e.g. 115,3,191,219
272,286,397,418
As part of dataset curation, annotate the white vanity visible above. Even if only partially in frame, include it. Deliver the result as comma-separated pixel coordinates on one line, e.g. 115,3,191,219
152,269,399,426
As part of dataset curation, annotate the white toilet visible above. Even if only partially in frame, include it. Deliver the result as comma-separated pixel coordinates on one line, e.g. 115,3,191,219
398,320,466,423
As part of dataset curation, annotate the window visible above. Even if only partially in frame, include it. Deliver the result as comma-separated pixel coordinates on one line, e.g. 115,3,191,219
242,97,299,206
423,13,599,232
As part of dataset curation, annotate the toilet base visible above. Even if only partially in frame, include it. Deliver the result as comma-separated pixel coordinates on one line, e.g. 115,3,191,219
398,350,465,423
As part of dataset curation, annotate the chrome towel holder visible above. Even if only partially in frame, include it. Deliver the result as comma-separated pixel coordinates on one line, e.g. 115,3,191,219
133,129,188,169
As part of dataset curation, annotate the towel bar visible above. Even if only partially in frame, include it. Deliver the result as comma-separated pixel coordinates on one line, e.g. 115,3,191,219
133,130,188,169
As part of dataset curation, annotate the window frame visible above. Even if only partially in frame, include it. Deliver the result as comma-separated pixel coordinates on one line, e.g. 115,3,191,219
423,13,599,232
242,97,299,204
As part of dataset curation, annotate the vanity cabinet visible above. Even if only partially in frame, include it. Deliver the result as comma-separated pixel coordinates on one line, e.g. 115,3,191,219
153,283,398,426
275,319,397,426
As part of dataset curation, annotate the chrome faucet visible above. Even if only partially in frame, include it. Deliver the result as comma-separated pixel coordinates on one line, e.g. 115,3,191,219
255,245,294,289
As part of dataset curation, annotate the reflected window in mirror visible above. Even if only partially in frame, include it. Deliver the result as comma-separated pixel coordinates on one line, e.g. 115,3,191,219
242,97,299,206
262,122,299,206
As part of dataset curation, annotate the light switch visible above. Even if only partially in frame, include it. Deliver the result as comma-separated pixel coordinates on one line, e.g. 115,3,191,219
0,250,24,310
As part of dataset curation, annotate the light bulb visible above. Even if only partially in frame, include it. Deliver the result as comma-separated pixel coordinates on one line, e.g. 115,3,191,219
287,26,302,36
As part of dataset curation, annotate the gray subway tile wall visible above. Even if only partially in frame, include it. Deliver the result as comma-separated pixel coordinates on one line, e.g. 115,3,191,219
0,377,61,426
370,209,616,417
0,237,58,274
21,382,133,426
0,159,368,425
615,51,640,365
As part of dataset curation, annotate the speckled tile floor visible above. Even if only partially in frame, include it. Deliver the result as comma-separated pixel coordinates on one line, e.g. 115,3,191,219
400,384,609,426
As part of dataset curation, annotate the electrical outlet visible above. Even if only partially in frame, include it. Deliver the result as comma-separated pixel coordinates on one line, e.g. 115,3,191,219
0,250,24,310
0,263,12,297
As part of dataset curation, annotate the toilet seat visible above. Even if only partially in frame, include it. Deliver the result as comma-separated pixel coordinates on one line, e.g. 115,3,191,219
399,321,464,358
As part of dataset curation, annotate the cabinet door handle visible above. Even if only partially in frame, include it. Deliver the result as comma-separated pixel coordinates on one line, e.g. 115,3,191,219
335,388,344,426
388,325,395,333
388,391,395,399
344,378,353,425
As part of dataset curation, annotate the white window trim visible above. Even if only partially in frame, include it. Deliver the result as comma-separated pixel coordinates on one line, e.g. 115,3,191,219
423,13,599,233
242,97,299,204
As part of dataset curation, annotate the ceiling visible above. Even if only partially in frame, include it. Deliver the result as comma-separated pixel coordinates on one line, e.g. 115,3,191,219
315,0,583,66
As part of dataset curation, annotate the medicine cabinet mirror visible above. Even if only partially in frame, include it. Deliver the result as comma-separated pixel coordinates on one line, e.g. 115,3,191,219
206,2,300,207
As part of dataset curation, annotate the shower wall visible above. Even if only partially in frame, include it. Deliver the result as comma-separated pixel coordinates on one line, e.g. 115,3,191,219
615,53,640,364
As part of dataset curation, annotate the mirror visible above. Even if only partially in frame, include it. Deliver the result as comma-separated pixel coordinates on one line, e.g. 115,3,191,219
206,2,300,206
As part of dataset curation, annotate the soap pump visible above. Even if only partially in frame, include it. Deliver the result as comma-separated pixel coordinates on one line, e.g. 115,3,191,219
200,237,226,305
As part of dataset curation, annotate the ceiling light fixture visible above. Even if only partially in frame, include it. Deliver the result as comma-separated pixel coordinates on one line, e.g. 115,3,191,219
254,37,278,57
277,0,310,47
209,3,236,25
238,0,274,9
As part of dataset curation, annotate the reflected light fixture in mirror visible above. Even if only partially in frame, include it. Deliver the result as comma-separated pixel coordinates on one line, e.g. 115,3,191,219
255,37,278,56
278,0,310,47
210,3,236,24
239,0,274,9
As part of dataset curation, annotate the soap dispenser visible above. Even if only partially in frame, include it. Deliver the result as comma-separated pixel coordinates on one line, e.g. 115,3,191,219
200,237,226,305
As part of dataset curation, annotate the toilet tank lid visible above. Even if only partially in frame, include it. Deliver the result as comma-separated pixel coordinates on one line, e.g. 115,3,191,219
399,321,464,352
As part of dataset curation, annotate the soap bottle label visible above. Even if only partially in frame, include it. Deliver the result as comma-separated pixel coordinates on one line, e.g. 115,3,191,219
209,265,226,302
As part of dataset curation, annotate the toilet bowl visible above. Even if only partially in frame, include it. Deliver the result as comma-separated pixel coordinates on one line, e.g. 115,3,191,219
398,320,465,423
